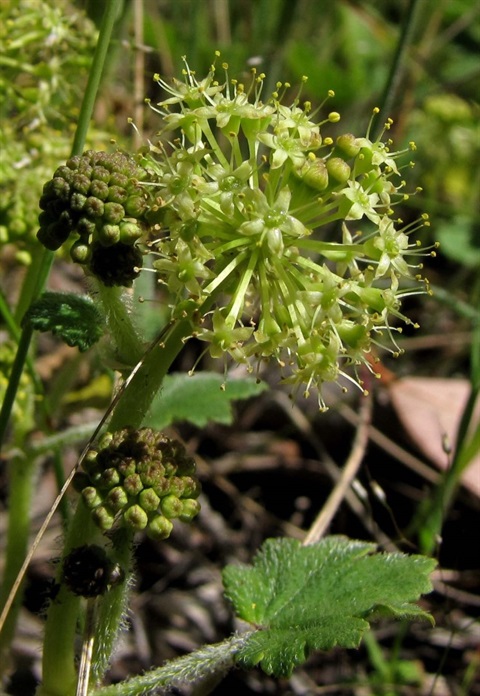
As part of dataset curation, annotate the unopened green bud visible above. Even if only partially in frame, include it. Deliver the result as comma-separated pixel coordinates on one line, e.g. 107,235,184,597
84,196,104,218
82,486,103,509
104,202,125,224
70,192,87,212
120,221,142,244
180,476,201,498
98,224,121,246
92,166,111,183
77,217,96,237
138,488,161,512
123,473,143,496
147,515,173,540
179,498,201,522
98,467,121,489
109,173,129,188
296,158,329,191
105,486,129,513
335,134,361,158
92,505,115,531
98,432,114,449
71,174,91,196
107,186,128,204
124,195,147,218
167,476,185,497
326,157,351,183
160,494,183,519
70,241,91,264
124,504,148,531
89,180,110,200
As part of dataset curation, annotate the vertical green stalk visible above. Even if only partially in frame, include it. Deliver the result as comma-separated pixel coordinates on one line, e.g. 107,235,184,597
0,0,121,452
93,283,144,368
372,0,423,138
38,313,198,689
0,454,37,673
416,283,480,554
38,503,99,696
0,0,121,685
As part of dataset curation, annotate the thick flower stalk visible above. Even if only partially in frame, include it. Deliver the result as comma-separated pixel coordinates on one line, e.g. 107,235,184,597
143,56,434,407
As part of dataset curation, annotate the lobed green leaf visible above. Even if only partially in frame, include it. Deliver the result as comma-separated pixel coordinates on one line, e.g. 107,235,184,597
223,537,436,677
145,371,267,429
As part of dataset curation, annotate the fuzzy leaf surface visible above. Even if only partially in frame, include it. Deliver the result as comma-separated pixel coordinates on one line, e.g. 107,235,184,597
223,537,436,677
146,371,267,428
23,291,104,351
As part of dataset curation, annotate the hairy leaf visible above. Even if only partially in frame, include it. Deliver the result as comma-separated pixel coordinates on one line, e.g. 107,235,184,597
146,371,267,429
23,292,104,351
223,537,436,677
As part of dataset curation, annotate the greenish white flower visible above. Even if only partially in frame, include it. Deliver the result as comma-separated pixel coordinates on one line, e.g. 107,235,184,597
143,56,433,408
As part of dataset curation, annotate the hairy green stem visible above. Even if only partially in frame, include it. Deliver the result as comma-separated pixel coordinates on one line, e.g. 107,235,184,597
37,313,197,689
93,283,145,368
38,503,99,696
0,0,121,687
90,634,249,696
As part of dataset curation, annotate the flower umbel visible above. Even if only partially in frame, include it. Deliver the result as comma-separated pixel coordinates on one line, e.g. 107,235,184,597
142,56,434,407
74,428,201,540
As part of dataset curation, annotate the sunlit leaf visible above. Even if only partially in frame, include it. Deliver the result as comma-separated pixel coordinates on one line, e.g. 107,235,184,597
223,537,435,678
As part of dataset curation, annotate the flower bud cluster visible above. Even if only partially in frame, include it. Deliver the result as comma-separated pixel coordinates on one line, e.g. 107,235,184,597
144,56,434,406
37,151,150,286
74,427,201,540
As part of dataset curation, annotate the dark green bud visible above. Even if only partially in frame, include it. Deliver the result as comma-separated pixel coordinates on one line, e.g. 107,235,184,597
71,173,91,196
89,180,110,200
49,177,71,201
84,196,104,218
92,166,111,183
53,165,74,183
70,192,87,212
107,186,128,204
103,202,125,224
89,241,142,287
77,217,96,237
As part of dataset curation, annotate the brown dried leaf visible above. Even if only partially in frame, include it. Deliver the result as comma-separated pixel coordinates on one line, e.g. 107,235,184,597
389,377,480,497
